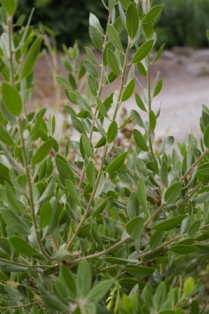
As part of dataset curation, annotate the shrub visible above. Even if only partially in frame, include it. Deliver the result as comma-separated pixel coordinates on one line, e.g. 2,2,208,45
0,0,209,313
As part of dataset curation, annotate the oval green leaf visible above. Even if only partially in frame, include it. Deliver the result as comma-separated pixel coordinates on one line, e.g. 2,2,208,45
170,245,199,255
107,120,118,143
126,216,144,240
32,139,54,165
153,215,187,231
2,82,22,116
122,78,135,101
126,3,139,39
133,129,148,151
164,182,181,204
10,236,40,257
132,40,154,63
106,152,127,172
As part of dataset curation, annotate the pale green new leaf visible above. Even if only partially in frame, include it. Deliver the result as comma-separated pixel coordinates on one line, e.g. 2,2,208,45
2,82,22,116
87,280,113,303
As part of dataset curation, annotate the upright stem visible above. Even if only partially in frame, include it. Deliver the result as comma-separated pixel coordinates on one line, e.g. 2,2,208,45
8,17,14,85
18,119,52,261
147,55,155,159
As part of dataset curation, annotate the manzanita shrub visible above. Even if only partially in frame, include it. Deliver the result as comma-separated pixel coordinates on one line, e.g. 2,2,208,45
1,0,209,313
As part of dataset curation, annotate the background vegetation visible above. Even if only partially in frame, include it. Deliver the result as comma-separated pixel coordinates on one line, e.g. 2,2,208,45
15,0,209,48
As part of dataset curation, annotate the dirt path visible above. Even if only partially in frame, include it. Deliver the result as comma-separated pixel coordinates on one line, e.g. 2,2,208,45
31,48,209,143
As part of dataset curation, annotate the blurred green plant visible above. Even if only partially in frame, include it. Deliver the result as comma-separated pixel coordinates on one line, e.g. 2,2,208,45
1,0,209,313
156,0,209,48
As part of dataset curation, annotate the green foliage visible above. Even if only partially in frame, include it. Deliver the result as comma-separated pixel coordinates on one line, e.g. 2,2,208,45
0,0,209,313
155,0,209,48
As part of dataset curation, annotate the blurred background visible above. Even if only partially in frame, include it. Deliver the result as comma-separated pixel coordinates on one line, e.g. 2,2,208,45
16,0,209,49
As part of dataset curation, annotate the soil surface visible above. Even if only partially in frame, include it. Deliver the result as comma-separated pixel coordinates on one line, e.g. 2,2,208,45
31,48,209,143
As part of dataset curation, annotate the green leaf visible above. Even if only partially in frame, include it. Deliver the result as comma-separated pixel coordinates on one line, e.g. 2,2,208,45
95,135,106,148
106,152,127,172
86,160,96,187
136,62,147,77
149,110,156,132
97,98,108,118
133,129,148,151
32,139,54,165
56,75,70,88
81,134,95,159
170,245,199,255
77,260,92,297
39,202,53,229
153,43,165,63
119,0,130,9
85,46,99,65
21,36,42,79
183,277,195,297
159,136,174,154
65,179,80,203
137,177,147,212
87,280,113,303
131,110,144,127
164,182,181,204
125,265,155,277
126,216,144,240
153,79,163,97
153,215,187,231
87,74,98,96
1,210,30,235
142,5,163,24
1,0,17,16
0,125,15,146
135,92,146,111
0,162,10,184
84,60,98,78
89,13,103,33
56,155,75,183
107,24,123,52
2,82,22,116
131,40,154,63
126,3,139,39
188,220,201,236
122,78,135,101
204,125,209,148
89,25,103,51
59,266,77,301
150,231,164,250
197,162,209,175
107,120,118,143
107,49,120,75
91,197,111,217
10,237,40,257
